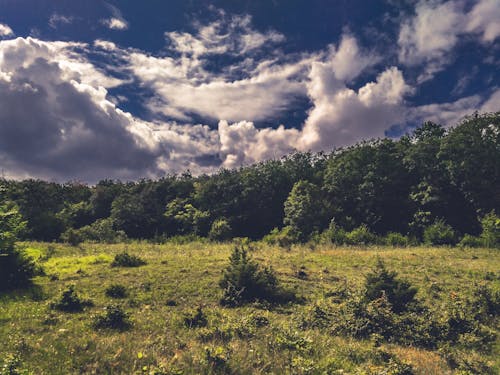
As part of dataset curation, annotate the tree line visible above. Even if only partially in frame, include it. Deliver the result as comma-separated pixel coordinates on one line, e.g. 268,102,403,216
1,112,499,246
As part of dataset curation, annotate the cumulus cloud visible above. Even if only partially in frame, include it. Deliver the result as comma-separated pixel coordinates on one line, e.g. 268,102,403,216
0,23,13,37
299,65,412,151
218,120,299,168
0,37,224,182
0,5,495,181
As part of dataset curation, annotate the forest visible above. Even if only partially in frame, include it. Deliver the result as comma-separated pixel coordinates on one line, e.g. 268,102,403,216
1,112,499,247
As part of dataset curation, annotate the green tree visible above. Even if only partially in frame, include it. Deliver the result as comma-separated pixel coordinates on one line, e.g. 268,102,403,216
364,259,417,313
284,180,326,241
0,201,36,291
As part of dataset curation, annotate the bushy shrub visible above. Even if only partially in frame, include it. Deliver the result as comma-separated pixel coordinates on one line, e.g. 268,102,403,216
51,285,93,312
458,234,483,248
384,232,410,247
364,259,417,313
208,218,232,242
321,220,347,245
60,228,82,246
262,226,299,248
480,210,499,248
92,305,131,330
110,252,146,267
105,284,128,298
184,306,208,328
0,203,37,292
61,218,127,244
219,246,296,306
345,224,378,246
423,219,456,245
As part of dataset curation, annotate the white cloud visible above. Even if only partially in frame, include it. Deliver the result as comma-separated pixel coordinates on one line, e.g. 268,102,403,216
104,18,128,30
466,0,500,42
0,37,223,181
0,23,13,37
102,4,129,30
330,34,380,81
398,0,500,81
218,120,299,168
127,14,309,123
299,66,412,151
165,14,285,57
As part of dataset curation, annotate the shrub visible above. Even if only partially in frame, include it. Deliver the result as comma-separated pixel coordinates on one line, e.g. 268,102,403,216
61,218,127,244
262,226,299,248
110,252,146,267
423,219,456,245
384,232,410,247
480,210,499,248
321,220,347,245
105,284,128,298
364,259,417,313
51,285,93,312
0,203,37,292
458,234,483,248
183,306,208,328
345,224,377,246
219,246,296,306
60,228,83,246
208,218,232,242
92,305,131,330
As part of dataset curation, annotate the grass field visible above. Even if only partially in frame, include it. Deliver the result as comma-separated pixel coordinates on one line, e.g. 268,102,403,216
1,242,499,374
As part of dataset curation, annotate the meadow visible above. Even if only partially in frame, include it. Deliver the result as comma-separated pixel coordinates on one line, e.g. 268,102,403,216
1,242,498,374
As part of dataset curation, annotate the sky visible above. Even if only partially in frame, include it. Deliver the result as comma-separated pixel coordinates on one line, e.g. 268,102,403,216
0,0,498,182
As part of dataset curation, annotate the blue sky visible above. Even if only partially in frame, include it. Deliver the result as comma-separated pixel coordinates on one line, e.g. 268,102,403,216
0,0,498,182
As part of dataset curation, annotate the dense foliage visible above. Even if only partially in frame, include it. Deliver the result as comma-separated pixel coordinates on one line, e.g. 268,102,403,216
0,198,37,291
0,113,498,245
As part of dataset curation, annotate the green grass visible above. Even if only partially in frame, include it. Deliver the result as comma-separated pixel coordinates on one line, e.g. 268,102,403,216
0,241,498,374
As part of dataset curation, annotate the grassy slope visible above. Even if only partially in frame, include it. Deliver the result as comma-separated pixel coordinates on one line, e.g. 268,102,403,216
0,242,498,374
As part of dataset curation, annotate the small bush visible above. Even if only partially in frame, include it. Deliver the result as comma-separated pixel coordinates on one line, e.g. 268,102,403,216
345,224,378,245
208,218,232,242
184,306,208,328
384,232,410,247
364,259,417,313
92,305,131,330
219,246,296,306
458,234,483,248
51,285,93,312
480,210,499,248
423,219,456,245
321,220,347,245
110,252,146,267
105,284,127,298
60,228,83,246
262,226,298,248
66,218,127,244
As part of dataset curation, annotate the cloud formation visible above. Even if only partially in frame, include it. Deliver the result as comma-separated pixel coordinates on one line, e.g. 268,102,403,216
0,2,497,181
398,0,500,81
102,4,129,30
